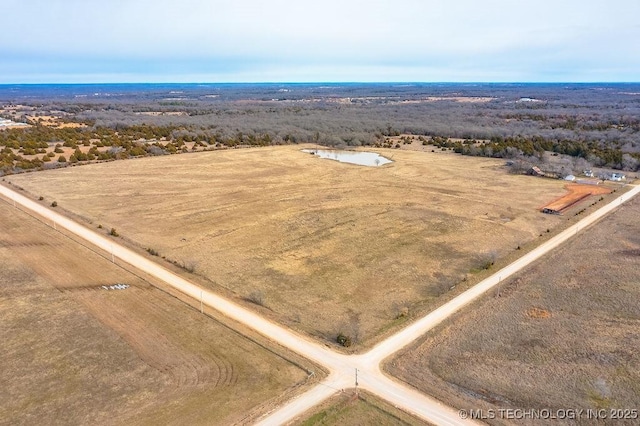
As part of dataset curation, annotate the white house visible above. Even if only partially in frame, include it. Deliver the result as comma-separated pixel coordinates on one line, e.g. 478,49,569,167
610,173,626,182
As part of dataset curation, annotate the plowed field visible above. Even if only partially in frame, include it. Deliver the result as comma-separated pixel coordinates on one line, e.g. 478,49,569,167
0,200,310,425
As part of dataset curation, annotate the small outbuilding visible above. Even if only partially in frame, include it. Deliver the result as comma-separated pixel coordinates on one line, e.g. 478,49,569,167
528,166,544,177
610,173,626,182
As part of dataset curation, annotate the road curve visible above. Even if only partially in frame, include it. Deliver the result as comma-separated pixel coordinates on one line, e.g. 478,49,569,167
2,182,638,426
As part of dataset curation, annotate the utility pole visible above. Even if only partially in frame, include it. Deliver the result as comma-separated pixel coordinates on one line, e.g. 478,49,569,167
355,368,358,395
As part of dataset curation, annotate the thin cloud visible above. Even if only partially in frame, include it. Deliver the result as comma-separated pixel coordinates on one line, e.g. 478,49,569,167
0,0,638,82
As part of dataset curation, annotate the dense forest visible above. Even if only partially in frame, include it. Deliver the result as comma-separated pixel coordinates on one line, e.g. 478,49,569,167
1,83,639,175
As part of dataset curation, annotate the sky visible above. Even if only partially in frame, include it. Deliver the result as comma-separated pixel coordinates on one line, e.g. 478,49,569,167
1,0,639,83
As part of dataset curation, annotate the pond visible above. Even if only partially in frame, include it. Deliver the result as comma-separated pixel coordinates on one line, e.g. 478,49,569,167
302,149,392,167
0,118,29,128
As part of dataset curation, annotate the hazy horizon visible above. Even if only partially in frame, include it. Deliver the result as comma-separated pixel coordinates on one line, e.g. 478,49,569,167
1,82,639,86
2,0,639,84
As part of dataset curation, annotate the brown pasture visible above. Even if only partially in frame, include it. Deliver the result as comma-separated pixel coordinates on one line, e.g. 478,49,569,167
8,144,577,346
386,194,640,425
0,200,311,425
297,390,427,426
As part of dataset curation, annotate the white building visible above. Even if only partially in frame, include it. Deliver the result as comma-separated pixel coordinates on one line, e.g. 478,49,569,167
610,173,626,182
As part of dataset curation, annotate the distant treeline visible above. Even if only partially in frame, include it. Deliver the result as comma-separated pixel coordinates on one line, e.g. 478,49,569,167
1,83,639,173
428,136,639,171
1,122,638,175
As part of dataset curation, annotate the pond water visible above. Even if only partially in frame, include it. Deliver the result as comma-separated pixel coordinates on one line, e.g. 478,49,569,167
0,118,29,128
302,149,392,167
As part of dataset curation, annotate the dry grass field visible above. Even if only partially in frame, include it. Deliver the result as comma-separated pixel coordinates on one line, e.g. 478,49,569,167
8,144,579,345
297,391,427,426
0,201,311,425
386,194,640,425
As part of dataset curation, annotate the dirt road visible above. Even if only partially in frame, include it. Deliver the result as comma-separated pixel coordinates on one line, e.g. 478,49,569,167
366,185,640,361
2,182,638,425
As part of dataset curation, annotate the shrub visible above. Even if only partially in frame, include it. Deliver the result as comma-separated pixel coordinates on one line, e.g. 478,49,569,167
396,306,409,319
336,333,352,347
58,155,67,163
110,228,118,237
51,201,57,207
182,260,197,273
146,247,159,256
477,250,497,270
248,290,264,306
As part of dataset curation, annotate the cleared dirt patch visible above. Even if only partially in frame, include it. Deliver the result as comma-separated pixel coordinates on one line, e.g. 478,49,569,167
8,145,572,346
541,183,612,214
0,201,310,425
387,194,640,425
526,306,551,319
